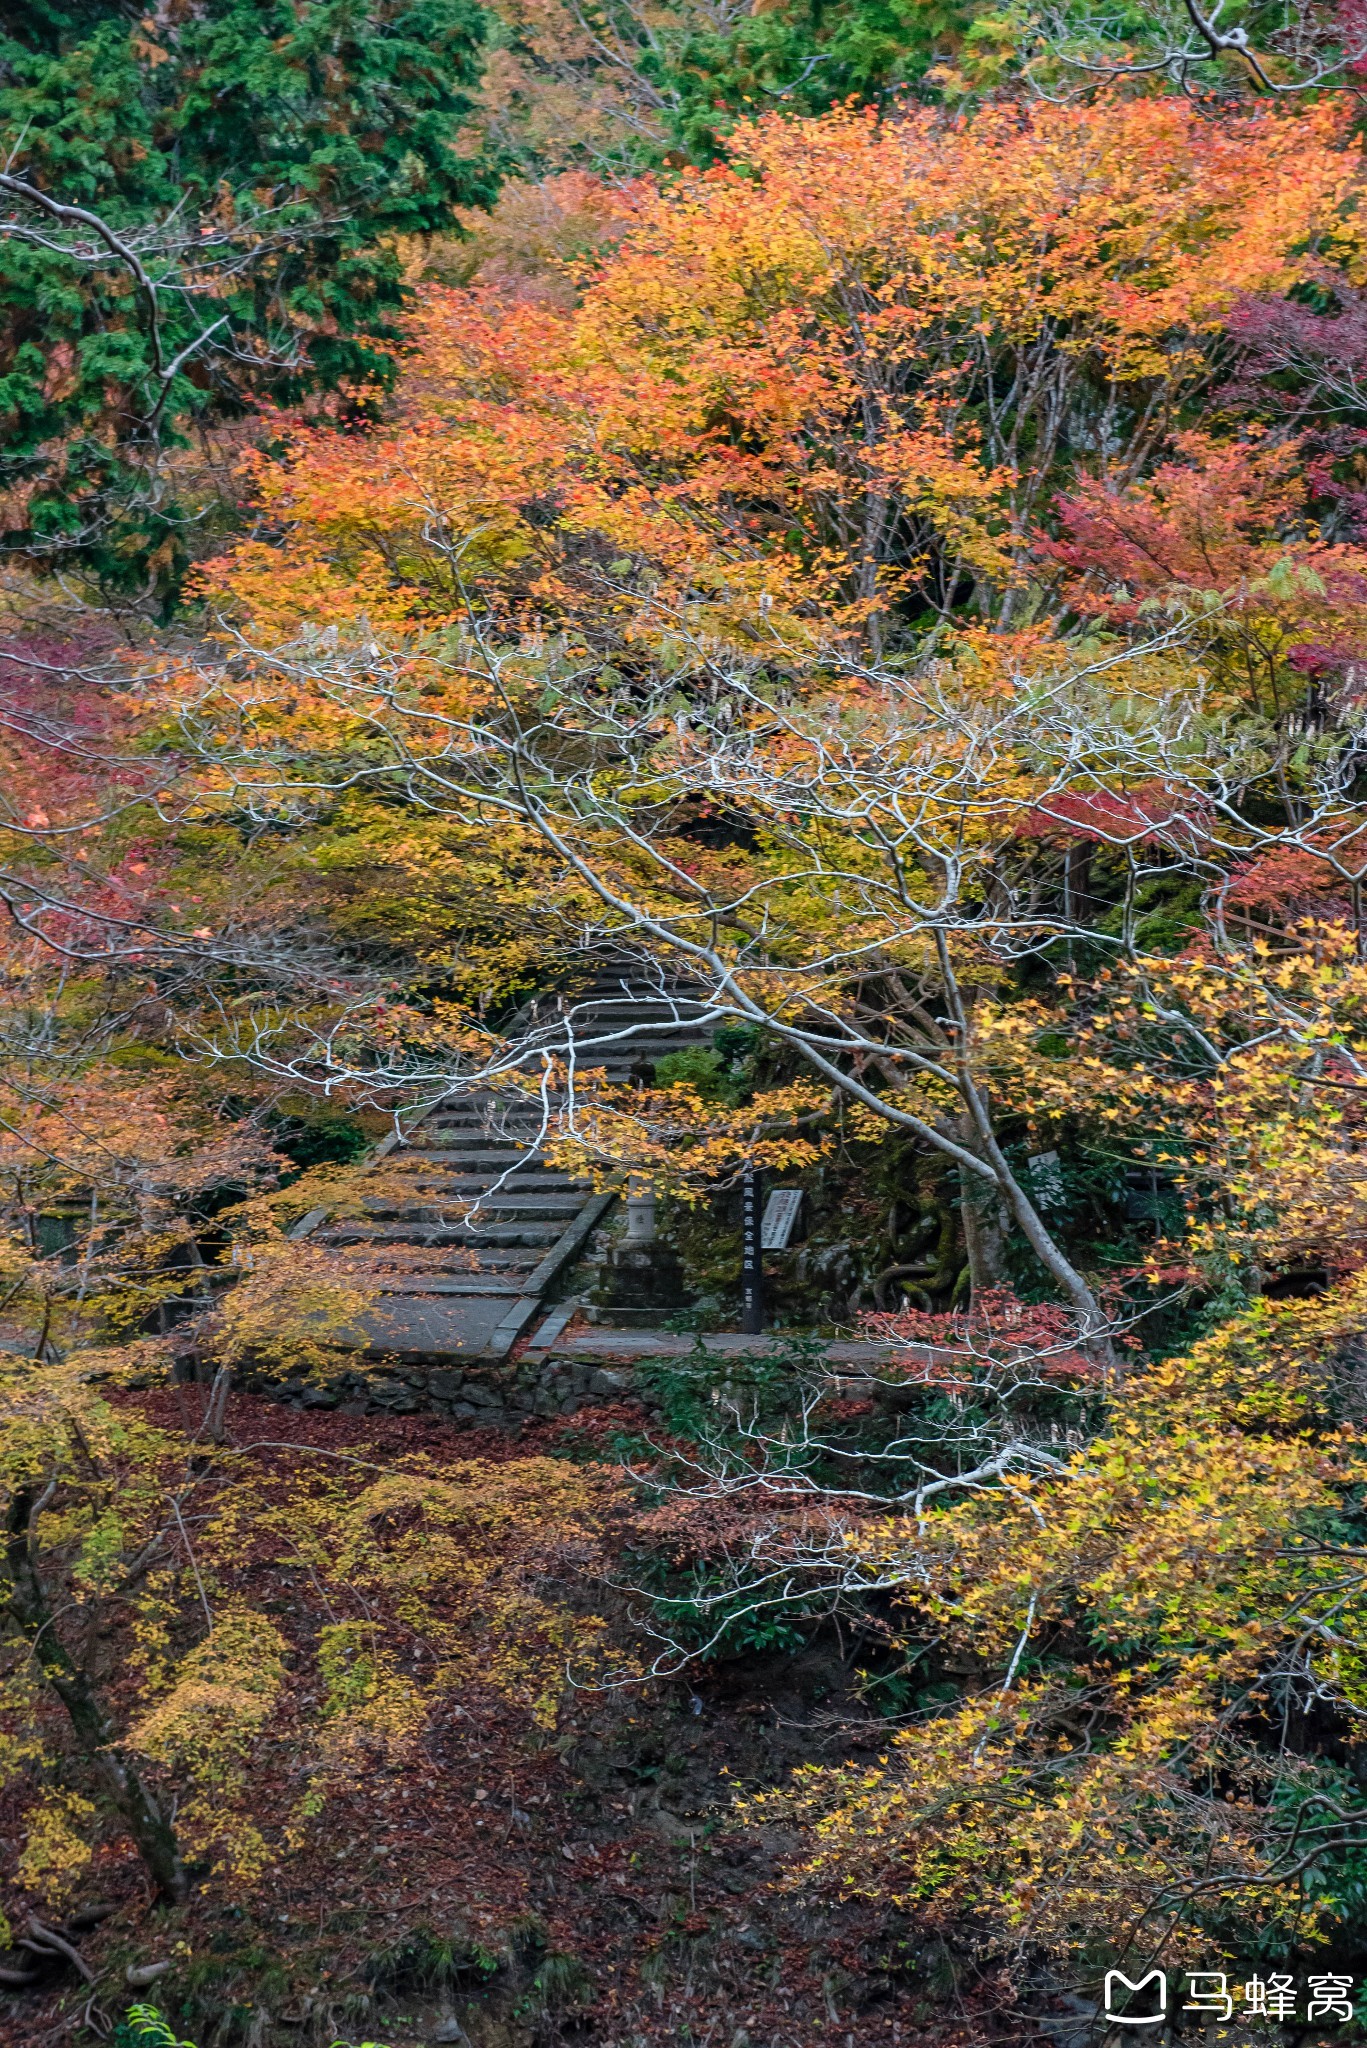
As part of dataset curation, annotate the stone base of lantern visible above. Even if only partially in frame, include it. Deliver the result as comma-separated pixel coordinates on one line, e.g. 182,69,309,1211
590,1240,690,1322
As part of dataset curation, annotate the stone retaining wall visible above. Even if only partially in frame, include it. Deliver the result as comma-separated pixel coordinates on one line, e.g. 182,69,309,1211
239,1353,636,1424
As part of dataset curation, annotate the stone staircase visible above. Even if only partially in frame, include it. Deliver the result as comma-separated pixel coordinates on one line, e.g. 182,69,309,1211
294,972,715,1364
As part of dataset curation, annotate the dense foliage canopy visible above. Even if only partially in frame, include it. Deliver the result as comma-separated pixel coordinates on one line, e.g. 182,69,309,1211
12,24,1367,2047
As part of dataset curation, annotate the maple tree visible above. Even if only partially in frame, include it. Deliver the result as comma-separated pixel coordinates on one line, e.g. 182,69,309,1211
132,84,1367,2026
1,1346,620,1911
199,95,1359,648
15,64,1367,2048
736,1275,1367,1978
157,94,1365,1313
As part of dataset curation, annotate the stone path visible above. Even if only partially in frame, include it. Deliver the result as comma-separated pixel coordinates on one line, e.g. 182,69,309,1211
534,1329,898,1364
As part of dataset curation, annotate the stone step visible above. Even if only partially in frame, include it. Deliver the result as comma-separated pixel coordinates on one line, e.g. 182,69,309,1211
399,1147,553,1166
372,1276,526,1297
319,1222,565,1248
383,1179,586,1196
386,1172,579,1194
525,1300,580,1352
525,1003,711,1023
398,1143,551,1163
411,1103,550,1116
515,1015,711,1035
531,992,711,1013
285,976,698,1364
422,1114,560,1130
360,1292,538,1359
410,1109,554,1128
356,1196,586,1220
514,1037,710,1063
406,1110,555,1130
372,1251,542,1277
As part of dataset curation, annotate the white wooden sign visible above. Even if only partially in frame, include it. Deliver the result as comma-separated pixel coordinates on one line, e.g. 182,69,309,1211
761,1188,804,1249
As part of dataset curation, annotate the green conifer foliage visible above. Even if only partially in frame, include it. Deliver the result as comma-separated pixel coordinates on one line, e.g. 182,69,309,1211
655,0,977,162
0,0,496,594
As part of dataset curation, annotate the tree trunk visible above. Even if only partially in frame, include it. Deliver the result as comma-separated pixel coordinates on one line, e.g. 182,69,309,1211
4,1488,188,1903
958,1126,1010,1297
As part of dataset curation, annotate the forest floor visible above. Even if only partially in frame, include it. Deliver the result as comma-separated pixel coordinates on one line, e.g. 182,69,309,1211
0,1389,1012,2048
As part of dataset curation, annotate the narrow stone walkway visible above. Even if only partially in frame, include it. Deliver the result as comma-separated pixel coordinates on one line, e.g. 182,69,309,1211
535,1329,898,1364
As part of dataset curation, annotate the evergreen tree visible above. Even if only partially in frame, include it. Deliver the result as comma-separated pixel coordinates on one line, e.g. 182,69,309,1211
654,0,981,163
0,0,496,595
